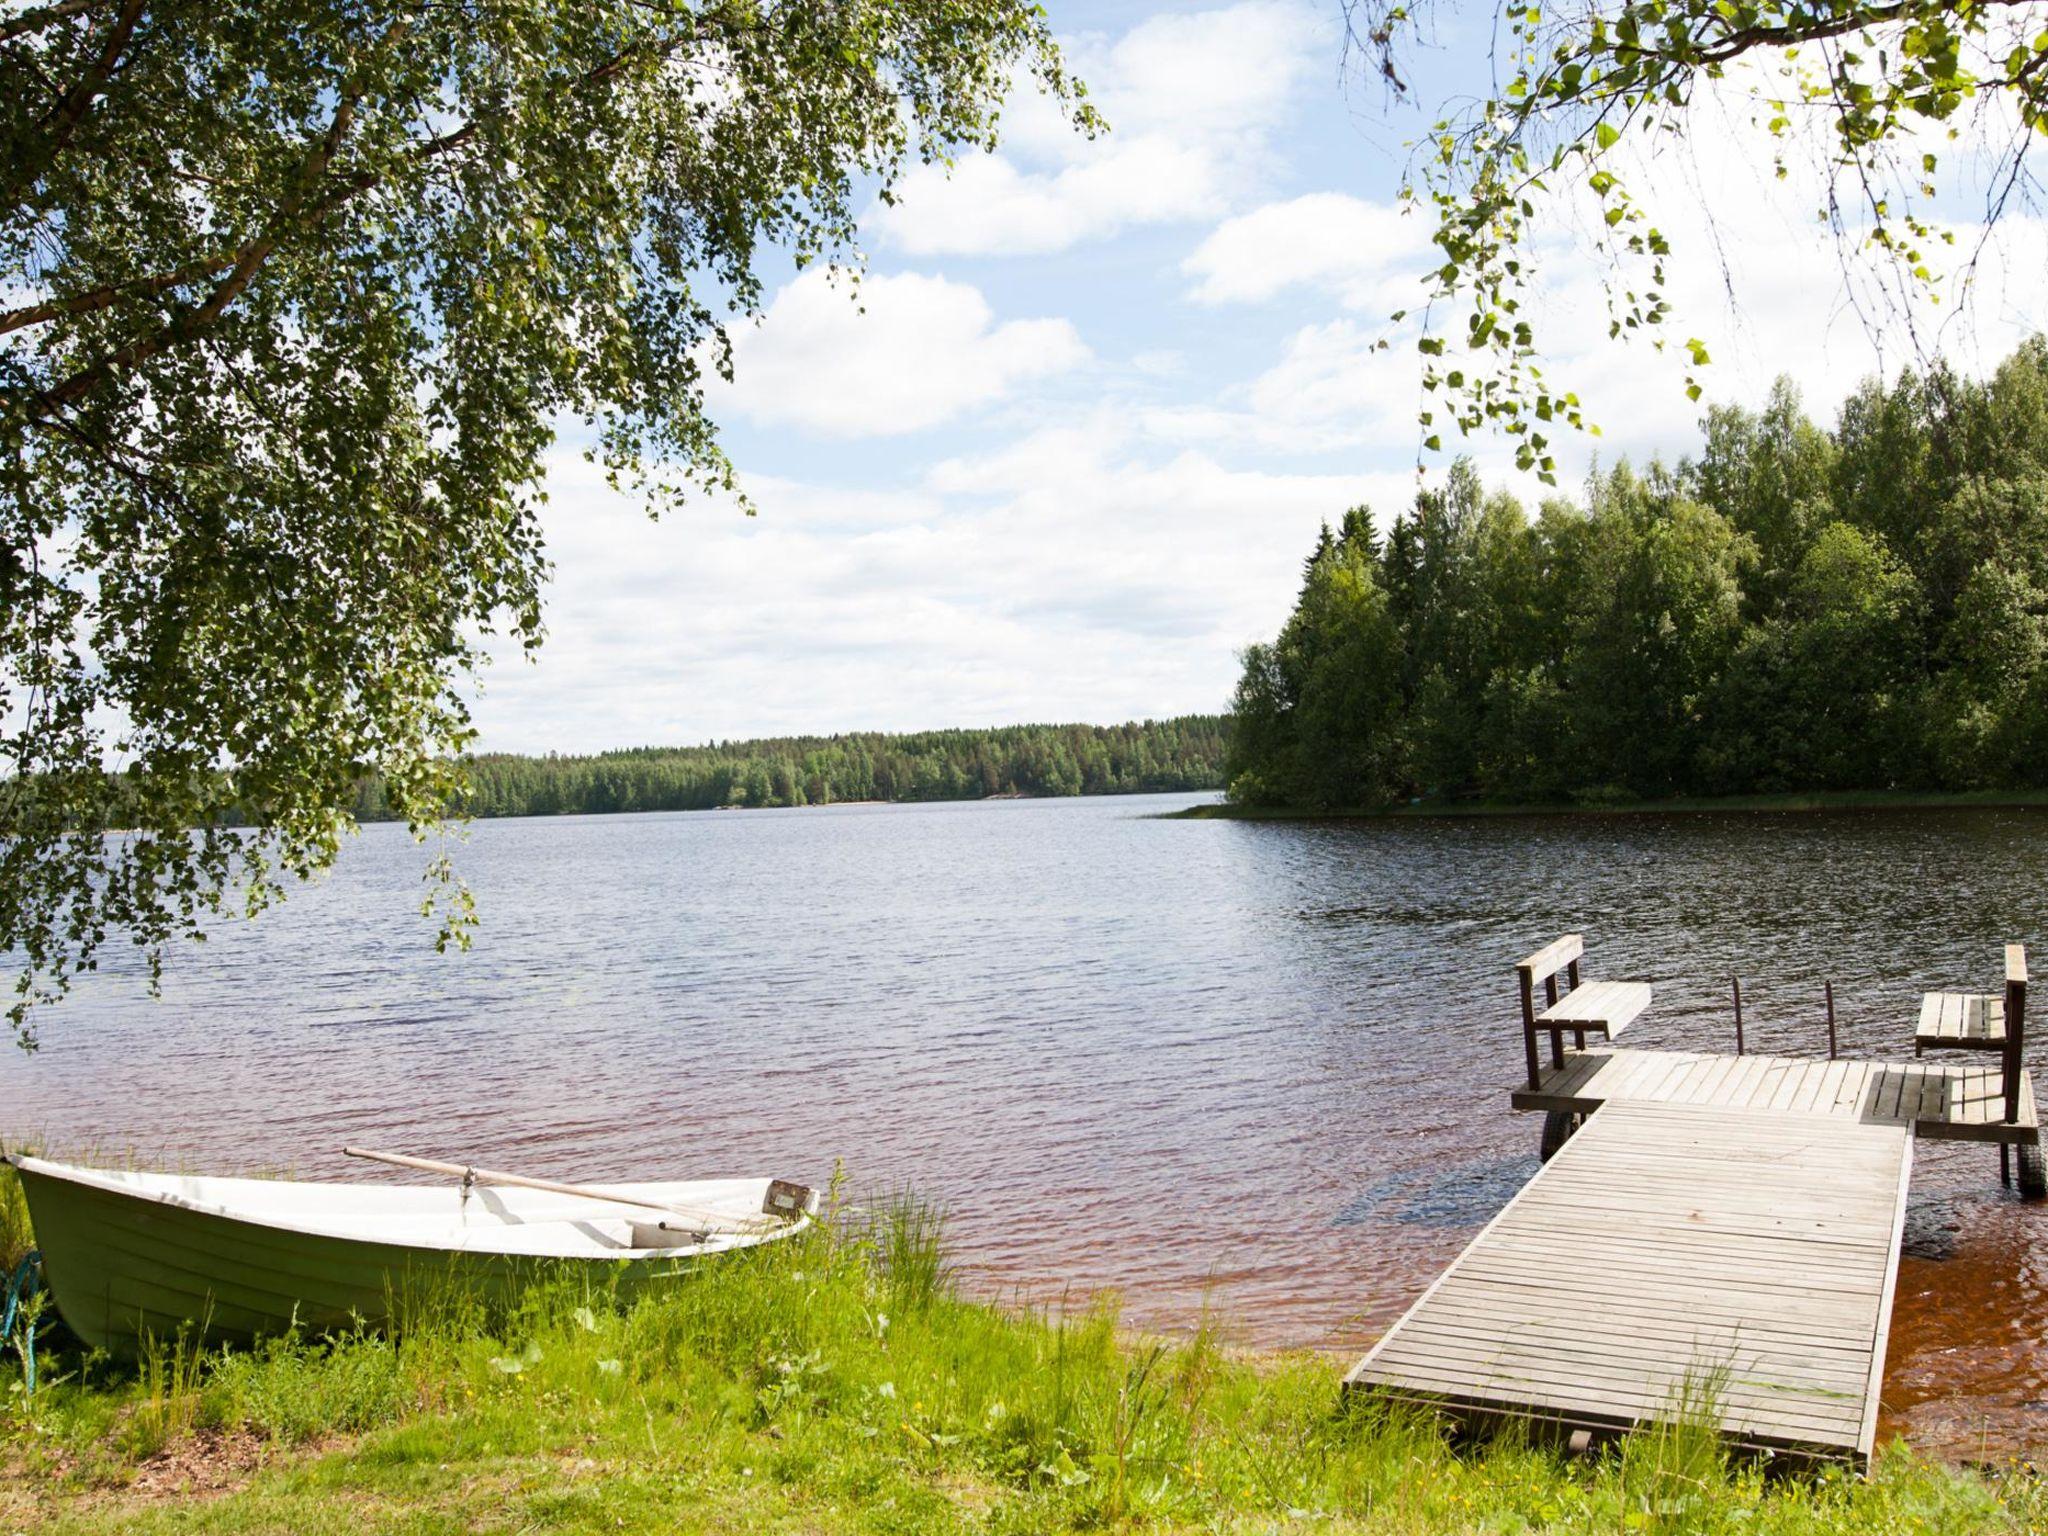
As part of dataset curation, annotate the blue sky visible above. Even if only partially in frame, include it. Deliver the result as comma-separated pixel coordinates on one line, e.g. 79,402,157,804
467,0,2048,754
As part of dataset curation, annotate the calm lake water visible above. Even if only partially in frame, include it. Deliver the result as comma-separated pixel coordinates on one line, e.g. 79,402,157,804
5,793,2046,1456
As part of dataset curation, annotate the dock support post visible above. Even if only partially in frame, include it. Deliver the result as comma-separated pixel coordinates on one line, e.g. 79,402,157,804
1732,977,1744,1055
2002,1144,2012,1187
1825,980,1837,1060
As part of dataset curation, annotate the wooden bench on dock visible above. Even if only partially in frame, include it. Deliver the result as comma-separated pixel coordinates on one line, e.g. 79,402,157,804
1916,990,2006,1051
1517,934,1651,1090
1915,943,2031,1185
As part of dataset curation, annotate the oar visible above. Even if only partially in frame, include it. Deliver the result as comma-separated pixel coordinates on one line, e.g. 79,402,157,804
341,1146,779,1235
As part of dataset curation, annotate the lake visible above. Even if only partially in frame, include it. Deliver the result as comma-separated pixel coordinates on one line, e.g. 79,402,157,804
4,792,2045,1455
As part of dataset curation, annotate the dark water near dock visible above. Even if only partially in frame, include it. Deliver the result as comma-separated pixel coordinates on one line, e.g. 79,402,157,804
4,793,2045,1456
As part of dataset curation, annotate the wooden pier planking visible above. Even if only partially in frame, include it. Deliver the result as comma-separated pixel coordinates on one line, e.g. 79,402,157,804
1510,1046,2039,1145
1347,1100,1913,1464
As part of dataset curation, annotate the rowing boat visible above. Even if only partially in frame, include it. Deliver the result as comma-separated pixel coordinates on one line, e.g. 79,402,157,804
10,1151,817,1353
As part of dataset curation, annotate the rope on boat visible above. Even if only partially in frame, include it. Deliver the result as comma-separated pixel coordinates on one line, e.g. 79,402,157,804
1,1250,41,1393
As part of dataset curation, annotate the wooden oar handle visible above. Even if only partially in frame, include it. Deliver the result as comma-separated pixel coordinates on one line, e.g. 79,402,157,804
341,1145,787,1231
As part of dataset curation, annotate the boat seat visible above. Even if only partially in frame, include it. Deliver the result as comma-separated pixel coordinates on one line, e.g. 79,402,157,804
1537,978,1651,1042
1915,990,2006,1053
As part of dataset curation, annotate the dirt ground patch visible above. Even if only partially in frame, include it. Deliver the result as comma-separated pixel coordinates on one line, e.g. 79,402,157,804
123,1427,274,1500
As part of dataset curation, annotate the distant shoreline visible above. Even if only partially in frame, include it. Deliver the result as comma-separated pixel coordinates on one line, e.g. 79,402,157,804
1170,788,2048,821
350,785,1224,824
384,716,1230,822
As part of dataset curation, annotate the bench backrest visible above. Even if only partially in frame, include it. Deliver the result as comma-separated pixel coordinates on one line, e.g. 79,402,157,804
2005,943,2028,1123
1516,934,1582,1002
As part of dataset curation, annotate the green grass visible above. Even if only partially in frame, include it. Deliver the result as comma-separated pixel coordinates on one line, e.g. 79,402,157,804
0,1168,2040,1534
0,1160,30,1273
1172,787,2048,822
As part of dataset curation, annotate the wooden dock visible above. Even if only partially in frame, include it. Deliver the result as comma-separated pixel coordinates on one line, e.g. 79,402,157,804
1347,936,2043,1467
1347,1093,1912,1463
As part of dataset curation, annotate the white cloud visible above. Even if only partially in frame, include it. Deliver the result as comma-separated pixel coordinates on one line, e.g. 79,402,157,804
712,269,1088,437
872,1,1326,257
1142,318,1418,454
466,419,1397,751
1182,192,1431,308
875,138,1225,257
1100,0,1324,142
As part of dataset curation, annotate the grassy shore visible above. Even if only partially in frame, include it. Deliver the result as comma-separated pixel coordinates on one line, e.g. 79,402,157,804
1172,788,2048,822
0,1170,2040,1534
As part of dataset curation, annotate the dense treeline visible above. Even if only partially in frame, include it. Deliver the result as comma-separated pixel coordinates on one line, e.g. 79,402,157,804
1228,338,2048,809
351,718,1228,820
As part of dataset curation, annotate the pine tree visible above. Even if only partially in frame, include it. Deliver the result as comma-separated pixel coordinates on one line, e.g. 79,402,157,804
1299,521,1337,596
1339,504,1380,561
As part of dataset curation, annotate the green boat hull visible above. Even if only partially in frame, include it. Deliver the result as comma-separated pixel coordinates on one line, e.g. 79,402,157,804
18,1162,700,1355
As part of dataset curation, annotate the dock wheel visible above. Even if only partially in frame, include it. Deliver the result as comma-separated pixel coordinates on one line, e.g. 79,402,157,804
2018,1143,2046,1201
1540,1110,1584,1163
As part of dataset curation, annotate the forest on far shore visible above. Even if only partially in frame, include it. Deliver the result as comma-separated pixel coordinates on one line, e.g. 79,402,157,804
350,717,1228,820
1228,337,2048,810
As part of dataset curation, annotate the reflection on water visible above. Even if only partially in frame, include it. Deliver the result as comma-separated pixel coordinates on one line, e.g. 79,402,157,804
1331,1157,1540,1230
2,793,2044,1455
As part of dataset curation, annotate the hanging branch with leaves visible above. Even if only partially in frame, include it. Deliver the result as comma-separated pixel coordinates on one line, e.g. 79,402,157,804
0,1,1096,1046
1344,0,2048,480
